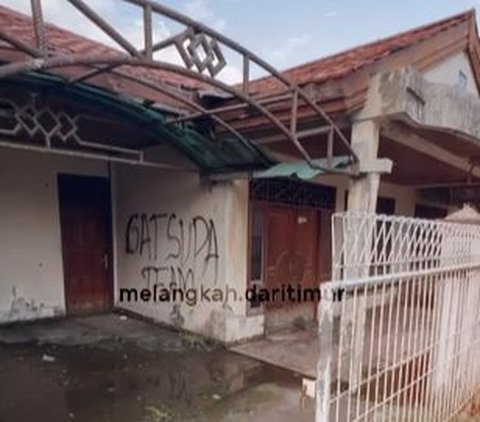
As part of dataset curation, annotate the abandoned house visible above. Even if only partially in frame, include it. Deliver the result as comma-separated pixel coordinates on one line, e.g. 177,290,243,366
0,2,480,349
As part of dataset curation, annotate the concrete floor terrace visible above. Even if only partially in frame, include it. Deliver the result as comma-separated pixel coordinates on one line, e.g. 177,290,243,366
0,314,315,422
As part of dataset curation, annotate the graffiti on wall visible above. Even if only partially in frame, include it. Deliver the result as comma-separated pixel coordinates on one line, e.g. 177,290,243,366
125,213,219,289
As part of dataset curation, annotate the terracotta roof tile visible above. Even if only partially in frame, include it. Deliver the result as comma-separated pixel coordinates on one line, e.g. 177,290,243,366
251,10,475,92
0,4,204,108
0,5,475,109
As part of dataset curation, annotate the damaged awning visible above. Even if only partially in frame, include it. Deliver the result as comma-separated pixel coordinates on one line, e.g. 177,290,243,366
253,156,351,180
0,72,274,174
0,0,358,178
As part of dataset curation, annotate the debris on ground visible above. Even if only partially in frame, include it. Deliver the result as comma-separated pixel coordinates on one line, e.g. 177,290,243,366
144,405,175,422
41,353,55,363
180,332,215,351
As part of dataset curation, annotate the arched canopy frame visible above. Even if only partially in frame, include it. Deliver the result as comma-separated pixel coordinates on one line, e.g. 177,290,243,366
0,0,359,175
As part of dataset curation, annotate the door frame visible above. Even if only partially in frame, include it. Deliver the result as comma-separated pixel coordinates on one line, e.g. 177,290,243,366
264,203,320,307
57,173,114,316
247,200,324,309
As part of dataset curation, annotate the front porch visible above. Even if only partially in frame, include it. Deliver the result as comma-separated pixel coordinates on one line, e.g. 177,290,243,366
0,70,265,343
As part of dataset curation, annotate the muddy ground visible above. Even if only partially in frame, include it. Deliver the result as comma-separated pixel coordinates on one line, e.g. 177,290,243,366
0,315,314,422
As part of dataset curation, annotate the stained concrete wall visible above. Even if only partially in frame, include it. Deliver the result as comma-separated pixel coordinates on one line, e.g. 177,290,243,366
0,147,108,323
0,144,453,338
361,66,480,144
114,163,263,343
0,145,263,342
424,51,479,97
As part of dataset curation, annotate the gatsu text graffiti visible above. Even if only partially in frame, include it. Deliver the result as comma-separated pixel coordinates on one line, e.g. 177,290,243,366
125,213,219,289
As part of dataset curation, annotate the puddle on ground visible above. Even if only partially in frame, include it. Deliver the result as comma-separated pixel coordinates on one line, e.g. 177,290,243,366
0,337,313,422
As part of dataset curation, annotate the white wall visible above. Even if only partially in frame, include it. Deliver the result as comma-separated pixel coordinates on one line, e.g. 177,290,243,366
114,164,262,343
424,51,479,97
0,143,452,337
0,147,108,323
0,145,262,342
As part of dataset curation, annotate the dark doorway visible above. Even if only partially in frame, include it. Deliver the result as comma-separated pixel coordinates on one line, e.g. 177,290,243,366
415,204,448,220
58,174,113,316
377,196,396,215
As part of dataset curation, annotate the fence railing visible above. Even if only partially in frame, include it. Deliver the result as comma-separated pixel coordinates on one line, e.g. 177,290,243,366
317,212,480,421
331,212,480,281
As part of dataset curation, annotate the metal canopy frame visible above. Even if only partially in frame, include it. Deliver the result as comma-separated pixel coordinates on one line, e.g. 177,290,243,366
0,0,359,175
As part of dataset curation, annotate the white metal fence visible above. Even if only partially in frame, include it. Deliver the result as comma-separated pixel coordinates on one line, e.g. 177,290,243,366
317,212,480,421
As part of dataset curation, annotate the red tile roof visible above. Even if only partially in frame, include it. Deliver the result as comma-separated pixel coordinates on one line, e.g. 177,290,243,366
0,4,203,109
0,5,476,113
251,10,476,92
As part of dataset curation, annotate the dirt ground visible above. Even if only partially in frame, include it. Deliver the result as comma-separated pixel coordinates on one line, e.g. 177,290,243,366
0,315,314,422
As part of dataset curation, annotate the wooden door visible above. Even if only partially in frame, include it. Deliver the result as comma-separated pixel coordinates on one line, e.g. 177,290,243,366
58,175,113,316
265,206,318,309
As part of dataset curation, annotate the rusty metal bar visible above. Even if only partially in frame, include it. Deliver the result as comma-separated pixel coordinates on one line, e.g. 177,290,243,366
0,56,339,174
242,54,250,94
0,29,40,57
66,0,139,57
290,89,298,136
255,125,337,145
30,0,46,56
102,67,257,152
165,92,294,125
0,0,360,172
69,31,183,84
327,127,334,168
123,0,358,162
143,3,153,59
0,53,297,148
0,51,253,156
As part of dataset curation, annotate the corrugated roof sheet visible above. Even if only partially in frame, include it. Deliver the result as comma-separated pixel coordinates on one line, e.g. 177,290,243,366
254,156,351,180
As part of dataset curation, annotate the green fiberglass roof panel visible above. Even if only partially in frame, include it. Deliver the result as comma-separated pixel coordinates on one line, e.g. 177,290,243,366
0,71,274,174
254,156,351,180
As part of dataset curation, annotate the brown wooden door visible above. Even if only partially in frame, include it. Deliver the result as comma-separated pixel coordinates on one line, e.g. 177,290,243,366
58,175,113,316
265,206,318,309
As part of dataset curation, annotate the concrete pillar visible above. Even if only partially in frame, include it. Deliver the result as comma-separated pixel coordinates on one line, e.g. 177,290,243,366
316,289,334,422
344,120,381,392
316,119,386,421
347,120,381,213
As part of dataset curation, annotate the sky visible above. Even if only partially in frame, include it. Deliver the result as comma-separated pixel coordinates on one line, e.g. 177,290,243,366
1,0,479,84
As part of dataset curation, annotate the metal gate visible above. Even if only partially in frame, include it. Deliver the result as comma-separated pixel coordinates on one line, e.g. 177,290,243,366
316,212,480,421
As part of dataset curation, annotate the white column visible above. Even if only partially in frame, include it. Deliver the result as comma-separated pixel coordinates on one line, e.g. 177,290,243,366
345,120,381,391
316,120,386,421
347,120,381,213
